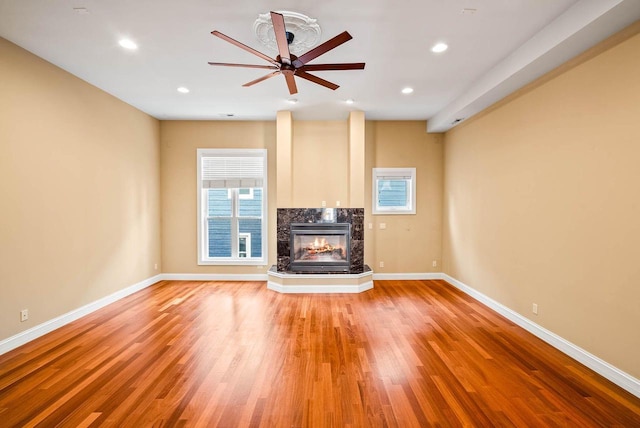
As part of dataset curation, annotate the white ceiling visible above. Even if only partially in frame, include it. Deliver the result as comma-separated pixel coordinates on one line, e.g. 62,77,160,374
1,0,638,131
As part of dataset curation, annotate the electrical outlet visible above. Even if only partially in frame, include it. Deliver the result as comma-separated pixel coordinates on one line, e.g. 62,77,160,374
321,200,326,207
20,309,28,322
368,223,373,229
379,223,386,229
154,263,158,270
532,303,538,315
336,201,340,207
432,260,437,267
379,261,384,268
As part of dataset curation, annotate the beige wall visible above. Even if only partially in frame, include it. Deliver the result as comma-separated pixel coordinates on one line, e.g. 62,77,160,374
160,118,443,275
291,121,349,207
365,121,444,273
0,38,161,341
160,121,277,274
442,30,640,378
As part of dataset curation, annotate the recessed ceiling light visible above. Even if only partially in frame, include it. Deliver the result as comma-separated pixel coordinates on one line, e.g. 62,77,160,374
345,99,355,104
431,43,448,53
177,87,190,94
401,87,414,94
118,39,138,50
287,98,298,104
73,7,90,15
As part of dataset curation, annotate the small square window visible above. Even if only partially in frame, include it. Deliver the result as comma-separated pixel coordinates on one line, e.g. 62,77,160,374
372,168,416,215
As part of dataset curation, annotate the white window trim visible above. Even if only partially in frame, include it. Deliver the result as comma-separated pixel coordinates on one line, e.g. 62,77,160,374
372,167,416,215
197,148,267,265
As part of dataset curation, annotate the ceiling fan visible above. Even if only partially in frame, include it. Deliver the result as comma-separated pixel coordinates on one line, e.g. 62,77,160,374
208,11,365,95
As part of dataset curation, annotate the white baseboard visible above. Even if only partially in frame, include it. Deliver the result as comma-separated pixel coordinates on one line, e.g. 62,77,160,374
373,272,441,280
267,280,374,294
439,273,640,399
0,274,163,356
160,273,269,281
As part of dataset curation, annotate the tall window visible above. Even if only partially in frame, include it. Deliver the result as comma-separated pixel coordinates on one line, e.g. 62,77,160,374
372,167,416,215
197,149,267,265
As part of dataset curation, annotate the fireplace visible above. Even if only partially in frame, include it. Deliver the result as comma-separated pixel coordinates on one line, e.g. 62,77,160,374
277,208,364,273
290,223,351,273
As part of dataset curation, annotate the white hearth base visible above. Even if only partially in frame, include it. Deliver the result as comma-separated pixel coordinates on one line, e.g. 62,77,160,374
267,266,373,293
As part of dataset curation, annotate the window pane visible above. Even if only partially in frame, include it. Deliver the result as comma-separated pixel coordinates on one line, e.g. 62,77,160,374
239,218,262,258
238,236,247,257
208,189,231,216
238,188,262,217
208,218,231,257
378,179,409,207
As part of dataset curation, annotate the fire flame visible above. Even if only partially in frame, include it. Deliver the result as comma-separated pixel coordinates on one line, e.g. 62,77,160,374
313,237,326,248
306,237,334,254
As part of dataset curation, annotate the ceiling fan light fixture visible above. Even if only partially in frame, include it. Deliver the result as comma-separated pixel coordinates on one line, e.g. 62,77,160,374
345,99,355,104
402,87,414,94
287,98,298,104
177,87,190,94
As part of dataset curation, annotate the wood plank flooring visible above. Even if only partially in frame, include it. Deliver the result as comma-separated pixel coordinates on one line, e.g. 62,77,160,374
1,279,639,427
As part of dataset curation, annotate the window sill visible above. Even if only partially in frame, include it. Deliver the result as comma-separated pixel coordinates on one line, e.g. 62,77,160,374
372,209,416,215
198,259,267,266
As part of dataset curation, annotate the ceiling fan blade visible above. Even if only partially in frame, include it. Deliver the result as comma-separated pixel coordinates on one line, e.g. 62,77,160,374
292,32,353,67
295,70,339,90
211,30,278,66
271,12,291,65
299,63,365,71
242,71,281,87
208,62,279,70
282,70,298,94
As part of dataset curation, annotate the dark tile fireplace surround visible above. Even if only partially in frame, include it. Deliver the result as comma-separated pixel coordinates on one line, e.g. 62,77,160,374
277,208,365,274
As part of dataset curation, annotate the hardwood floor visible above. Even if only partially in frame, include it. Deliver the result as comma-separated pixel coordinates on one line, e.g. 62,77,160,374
1,279,639,427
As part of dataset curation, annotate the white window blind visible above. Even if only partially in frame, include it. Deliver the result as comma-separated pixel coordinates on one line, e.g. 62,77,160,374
201,155,264,189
